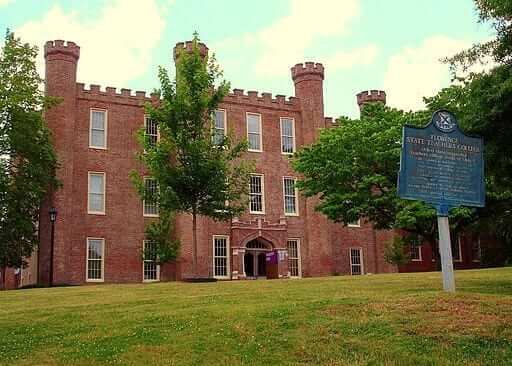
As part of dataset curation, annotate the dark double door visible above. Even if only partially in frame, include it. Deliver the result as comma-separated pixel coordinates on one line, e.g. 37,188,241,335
244,252,267,278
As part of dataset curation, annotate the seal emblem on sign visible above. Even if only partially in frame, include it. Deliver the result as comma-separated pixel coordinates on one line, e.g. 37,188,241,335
433,110,457,132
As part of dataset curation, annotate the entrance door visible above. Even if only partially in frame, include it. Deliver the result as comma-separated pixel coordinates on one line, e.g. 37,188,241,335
257,253,266,277
244,252,254,277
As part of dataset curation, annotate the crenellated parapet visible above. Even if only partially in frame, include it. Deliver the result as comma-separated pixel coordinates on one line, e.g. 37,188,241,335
291,62,324,82
223,88,301,111
356,90,386,107
44,40,80,60
173,41,209,61
76,83,159,105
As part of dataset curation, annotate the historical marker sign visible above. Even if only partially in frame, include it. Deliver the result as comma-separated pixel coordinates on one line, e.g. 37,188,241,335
398,110,485,293
398,110,485,213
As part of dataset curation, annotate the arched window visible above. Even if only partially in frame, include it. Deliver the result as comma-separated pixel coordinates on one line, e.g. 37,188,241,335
246,239,269,250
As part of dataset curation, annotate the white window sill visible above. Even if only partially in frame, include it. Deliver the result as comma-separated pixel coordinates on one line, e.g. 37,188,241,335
89,146,107,150
285,213,299,217
88,211,106,216
249,211,265,215
86,279,104,283
248,149,263,153
143,214,160,218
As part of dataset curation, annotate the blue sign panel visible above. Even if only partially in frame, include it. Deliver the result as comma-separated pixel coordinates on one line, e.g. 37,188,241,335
398,110,485,214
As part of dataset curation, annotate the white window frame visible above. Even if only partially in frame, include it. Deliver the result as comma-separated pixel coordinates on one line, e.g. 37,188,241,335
283,176,299,216
89,108,107,149
287,239,301,278
213,235,230,279
144,115,159,148
280,117,296,155
349,247,364,275
410,245,422,262
86,237,105,282
246,112,263,152
213,109,227,144
348,218,361,228
143,177,159,217
88,172,106,215
142,240,160,282
454,236,463,262
249,174,265,214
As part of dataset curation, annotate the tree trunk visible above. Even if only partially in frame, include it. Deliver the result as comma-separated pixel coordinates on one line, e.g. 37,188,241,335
192,211,198,278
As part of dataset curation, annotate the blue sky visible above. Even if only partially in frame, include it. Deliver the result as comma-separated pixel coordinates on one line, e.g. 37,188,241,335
1,0,493,118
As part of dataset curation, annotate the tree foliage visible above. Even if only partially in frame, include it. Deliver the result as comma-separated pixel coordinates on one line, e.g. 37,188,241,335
292,103,475,265
132,34,252,276
448,0,512,68
0,31,59,288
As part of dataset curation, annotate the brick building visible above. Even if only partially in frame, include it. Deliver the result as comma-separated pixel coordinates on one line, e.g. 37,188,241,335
33,39,482,286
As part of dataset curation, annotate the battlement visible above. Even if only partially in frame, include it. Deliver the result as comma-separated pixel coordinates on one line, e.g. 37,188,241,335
173,41,209,61
356,90,386,107
224,88,300,109
44,40,80,60
76,83,159,103
291,62,324,81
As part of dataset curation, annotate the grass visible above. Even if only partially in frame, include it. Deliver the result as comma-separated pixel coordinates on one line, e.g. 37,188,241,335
1,268,512,366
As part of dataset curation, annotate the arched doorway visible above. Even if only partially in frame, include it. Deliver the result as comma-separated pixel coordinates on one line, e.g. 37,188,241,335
244,238,272,279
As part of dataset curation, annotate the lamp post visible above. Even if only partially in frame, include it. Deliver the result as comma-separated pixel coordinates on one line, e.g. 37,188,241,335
49,207,57,287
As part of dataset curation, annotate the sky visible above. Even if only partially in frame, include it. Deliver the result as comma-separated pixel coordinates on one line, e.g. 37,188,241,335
0,0,494,118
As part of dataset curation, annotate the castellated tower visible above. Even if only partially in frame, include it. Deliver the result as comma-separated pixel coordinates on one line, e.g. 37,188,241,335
291,62,325,145
173,41,209,62
40,40,80,285
356,90,386,109
290,62,334,276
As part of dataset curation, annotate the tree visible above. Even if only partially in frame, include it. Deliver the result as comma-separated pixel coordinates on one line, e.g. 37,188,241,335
292,103,474,265
0,31,59,289
448,0,512,69
132,35,252,278
429,0,512,262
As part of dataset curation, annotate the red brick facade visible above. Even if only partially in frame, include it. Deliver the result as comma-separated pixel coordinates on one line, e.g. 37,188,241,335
33,39,478,286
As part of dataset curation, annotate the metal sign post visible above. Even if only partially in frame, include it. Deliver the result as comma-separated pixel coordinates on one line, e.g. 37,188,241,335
398,110,484,293
436,204,455,292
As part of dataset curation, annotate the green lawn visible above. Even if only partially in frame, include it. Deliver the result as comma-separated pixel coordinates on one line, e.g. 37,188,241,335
1,268,512,366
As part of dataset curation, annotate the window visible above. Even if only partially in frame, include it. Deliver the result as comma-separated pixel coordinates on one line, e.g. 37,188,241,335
452,237,462,262
86,238,104,282
143,177,159,217
283,177,298,215
246,113,262,151
89,109,107,149
471,236,481,262
88,172,105,214
249,174,264,214
144,116,159,148
350,248,363,275
213,236,230,279
410,245,422,261
280,117,295,154
213,110,226,145
143,240,160,282
287,239,301,277
348,219,361,228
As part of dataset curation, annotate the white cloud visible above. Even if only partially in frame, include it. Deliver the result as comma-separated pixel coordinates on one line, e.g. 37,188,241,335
321,44,378,71
15,0,166,88
0,0,13,7
383,35,495,111
214,0,361,77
